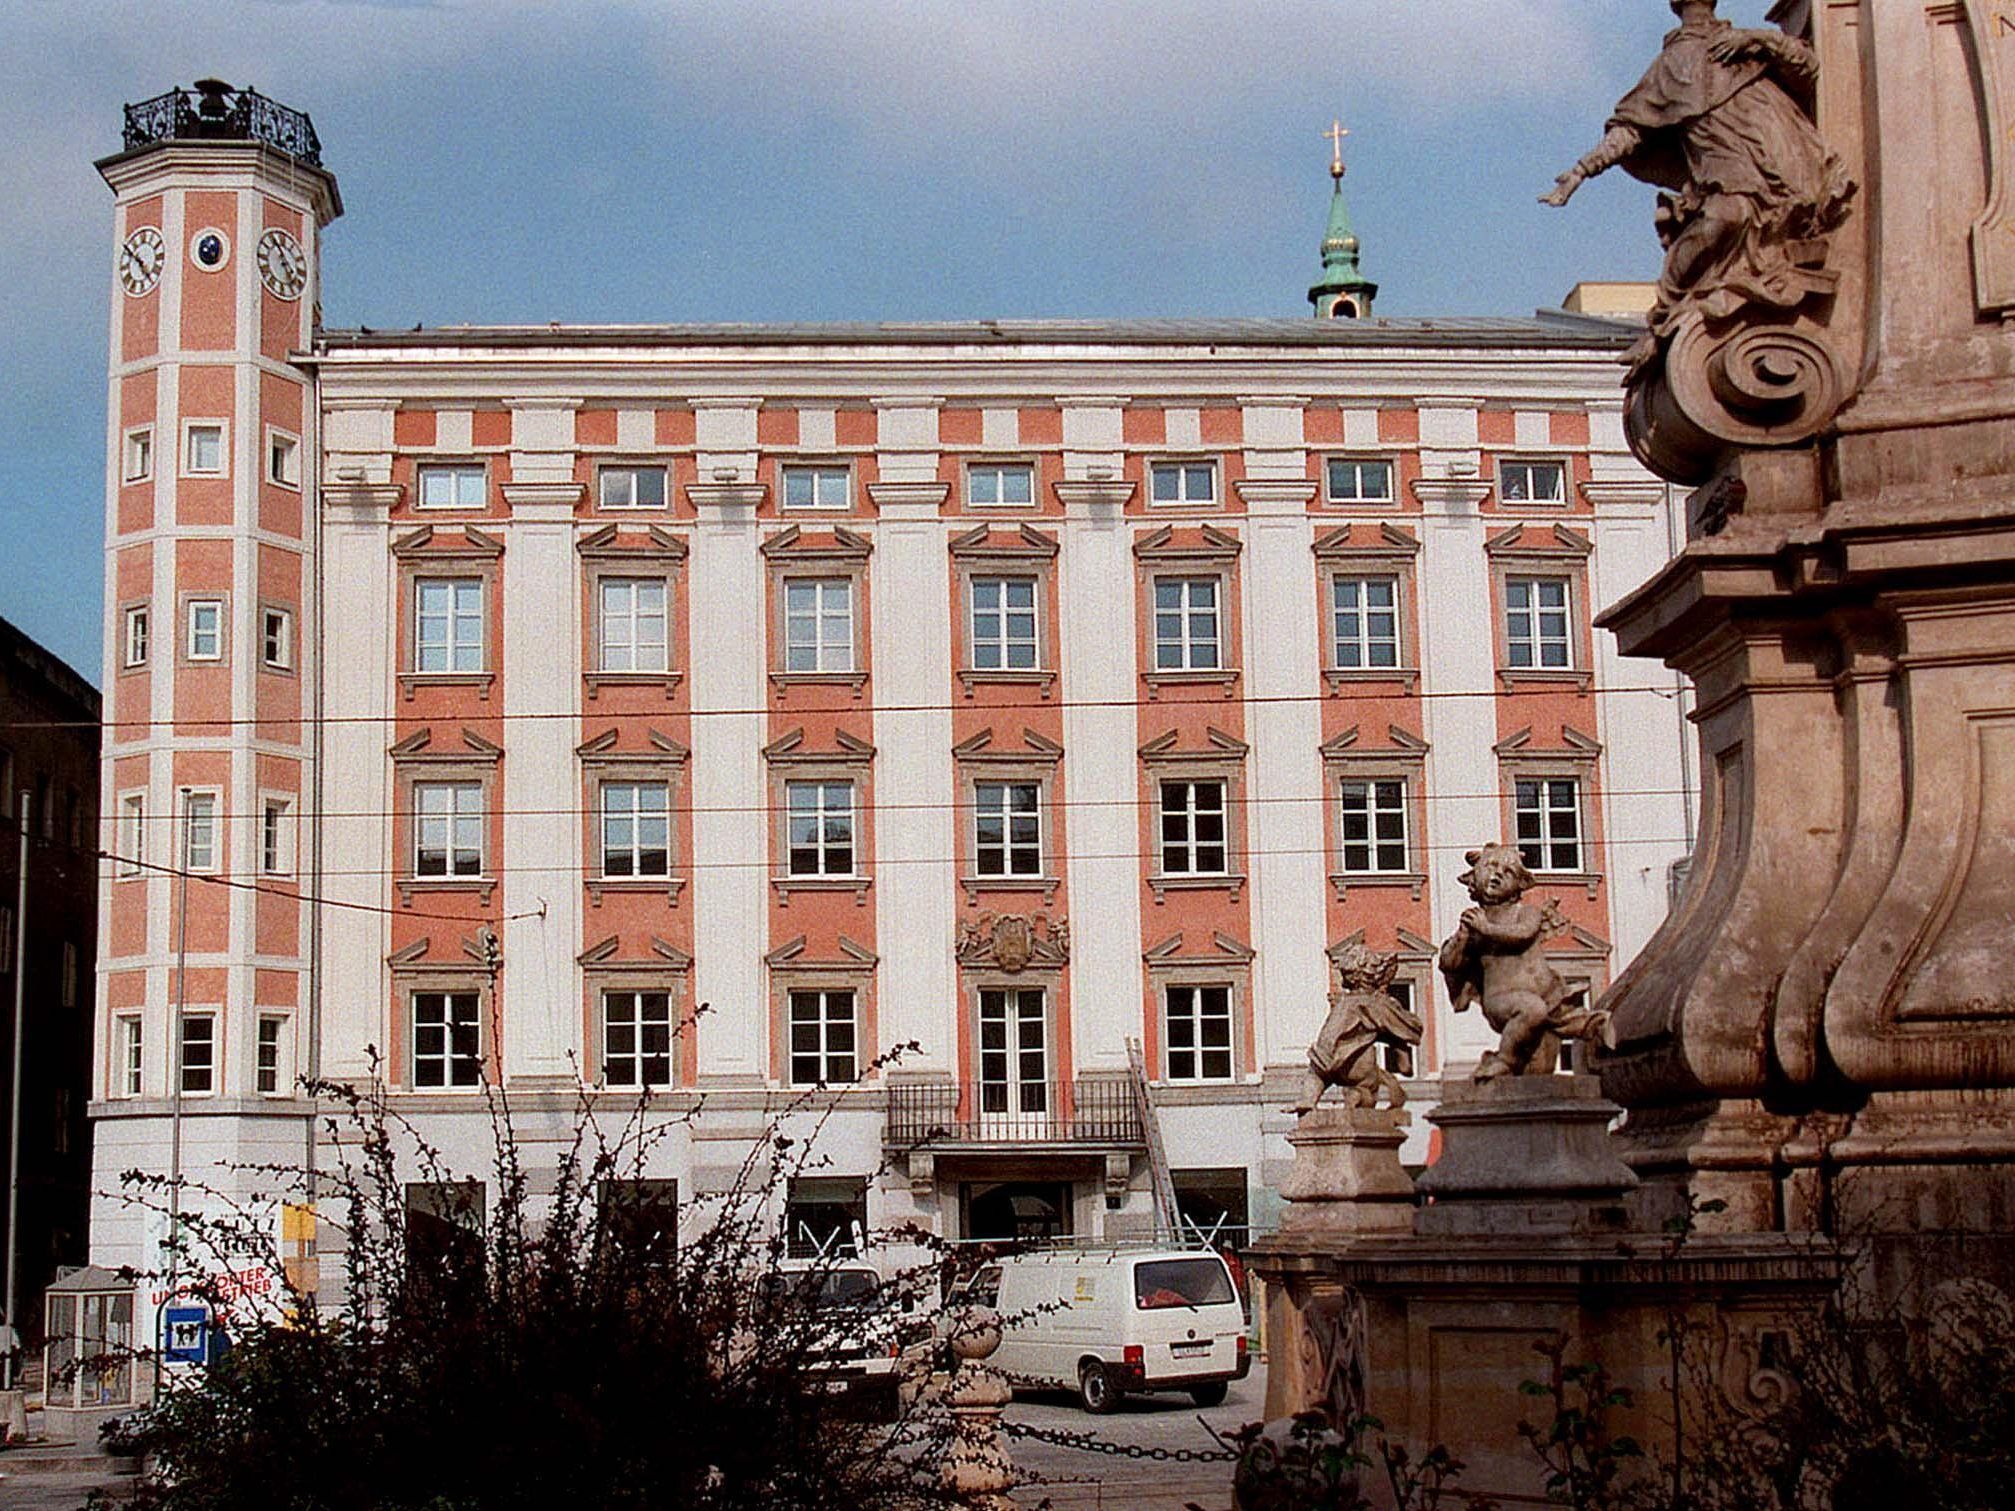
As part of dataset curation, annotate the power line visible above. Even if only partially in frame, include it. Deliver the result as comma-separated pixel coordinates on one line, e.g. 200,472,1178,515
103,850,545,925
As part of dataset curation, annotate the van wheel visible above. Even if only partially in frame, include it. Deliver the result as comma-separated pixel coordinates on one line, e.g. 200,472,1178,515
1078,1362,1121,1415
1189,1381,1229,1408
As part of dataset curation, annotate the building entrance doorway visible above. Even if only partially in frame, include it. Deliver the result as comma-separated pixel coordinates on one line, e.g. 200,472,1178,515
963,1181,1073,1242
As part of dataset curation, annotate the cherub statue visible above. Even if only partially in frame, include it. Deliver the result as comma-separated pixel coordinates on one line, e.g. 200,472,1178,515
1291,943,1424,1114
1438,845,1609,1082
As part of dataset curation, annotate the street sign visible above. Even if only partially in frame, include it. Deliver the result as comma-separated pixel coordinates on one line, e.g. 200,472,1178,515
163,1304,209,1365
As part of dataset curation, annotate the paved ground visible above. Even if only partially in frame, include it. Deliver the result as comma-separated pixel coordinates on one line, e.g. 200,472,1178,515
0,1467,131,1511
1004,1370,1261,1510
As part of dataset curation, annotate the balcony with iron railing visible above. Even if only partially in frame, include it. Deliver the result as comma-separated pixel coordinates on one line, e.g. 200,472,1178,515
120,79,323,167
886,1077,1143,1149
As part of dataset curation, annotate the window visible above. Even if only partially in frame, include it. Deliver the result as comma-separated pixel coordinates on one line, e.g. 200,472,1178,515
123,428,153,483
599,465,666,509
119,794,145,876
1331,577,1400,670
414,577,484,673
786,781,854,876
268,431,300,488
600,782,670,878
412,991,483,1088
1515,777,1583,873
417,463,486,510
978,987,1047,1114
1150,460,1216,508
185,599,224,661
61,941,79,1008
1505,577,1572,670
262,607,293,670
181,792,218,872
782,579,854,673
970,577,1038,670
974,781,1041,877
785,1177,867,1259
1378,981,1417,1076
261,798,292,876
1340,779,1409,874
602,990,673,1088
123,606,149,668
116,1015,144,1098
788,989,857,1085
256,1014,291,1095
1500,459,1567,505
598,578,668,672
1153,578,1221,670
782,465,850,511
1165,984,1234,1082
599,1179,678,1267
184,423,225,476
1159,780,1228,875
969,462,1035,508
414,782,484,878
1326,457,1394,504
179,1014,215,1095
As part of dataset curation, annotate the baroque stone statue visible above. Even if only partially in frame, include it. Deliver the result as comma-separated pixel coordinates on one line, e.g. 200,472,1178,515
1292,942,1423,1113
1438,846,1608,1081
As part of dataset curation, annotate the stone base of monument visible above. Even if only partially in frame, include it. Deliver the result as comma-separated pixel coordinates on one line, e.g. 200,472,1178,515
1251,1076,1841,1507
1277,1106,1415,1237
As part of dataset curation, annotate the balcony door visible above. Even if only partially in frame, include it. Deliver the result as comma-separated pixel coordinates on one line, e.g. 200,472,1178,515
978,987,1048,1134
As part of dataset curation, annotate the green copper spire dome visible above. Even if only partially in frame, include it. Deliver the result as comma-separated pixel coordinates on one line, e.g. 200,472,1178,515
1309,121,1378,319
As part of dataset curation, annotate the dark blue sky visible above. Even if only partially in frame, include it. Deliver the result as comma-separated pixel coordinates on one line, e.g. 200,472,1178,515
0,1,1769,680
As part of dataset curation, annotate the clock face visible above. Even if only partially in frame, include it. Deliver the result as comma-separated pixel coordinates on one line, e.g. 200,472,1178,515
118,227,166,298
257,228,308,301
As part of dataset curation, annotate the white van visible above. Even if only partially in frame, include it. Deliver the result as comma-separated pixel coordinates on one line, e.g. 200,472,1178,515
954,1246,1249,1413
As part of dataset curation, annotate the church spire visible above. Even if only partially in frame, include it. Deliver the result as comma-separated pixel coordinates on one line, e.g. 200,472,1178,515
1309,119,1378,319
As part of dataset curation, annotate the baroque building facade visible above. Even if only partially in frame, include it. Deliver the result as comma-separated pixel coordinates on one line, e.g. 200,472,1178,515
88,84,1691,1271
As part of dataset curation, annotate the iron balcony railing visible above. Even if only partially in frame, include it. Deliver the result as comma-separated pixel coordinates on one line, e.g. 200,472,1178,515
121,80,323,167
886,1078,1143,1148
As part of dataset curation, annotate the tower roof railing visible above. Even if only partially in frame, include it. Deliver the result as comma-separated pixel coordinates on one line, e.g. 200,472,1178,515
121,79,323,168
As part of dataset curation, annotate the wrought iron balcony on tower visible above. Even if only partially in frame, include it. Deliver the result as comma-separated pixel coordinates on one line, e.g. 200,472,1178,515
121,79,323,168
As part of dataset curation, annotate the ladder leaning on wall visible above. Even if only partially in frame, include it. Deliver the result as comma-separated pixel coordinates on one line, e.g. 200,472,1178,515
1125,1037,1182,1237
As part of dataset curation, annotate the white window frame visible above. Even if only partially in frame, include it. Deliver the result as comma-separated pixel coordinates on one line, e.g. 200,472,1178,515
782,577,855,674
1325,455,1395,505
1158,779,1229,877
256,1012,293,1096
1330,575,1401,671
601,988,674,1089
1149,459,1218,509
1163,983,1235,1084
967,461,1036,509
185,599,225,662
261,605,293,671
977,986,1049,1115
118,793,146,876
599,780,671,879
781,463,851,512
123,427,154,484
974,779,1042,878
597,577,670,673
260,796,294,877
115,1014,144,1098
413,576,485,674
410,990,484,1089
180,791,220,873
598,465,669,510
1339,776,1410,875
123,605,150,669
1505,576,1574,671
785,780,855,878
968,576,1040,672
1515,776,1584,874
1152,576,1222,671
182,420,227,478
415,462,487,511
787,988,858,1086
1499,458,1569,506
413,781,485,878
179,1012,217,1096
267,427,301,489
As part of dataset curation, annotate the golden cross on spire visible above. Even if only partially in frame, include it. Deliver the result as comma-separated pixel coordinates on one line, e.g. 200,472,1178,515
1324,119,1350,180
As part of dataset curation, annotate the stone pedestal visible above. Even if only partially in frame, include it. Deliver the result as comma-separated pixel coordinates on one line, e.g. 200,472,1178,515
1277,1107,1414,1237
1415,1077,1636,1237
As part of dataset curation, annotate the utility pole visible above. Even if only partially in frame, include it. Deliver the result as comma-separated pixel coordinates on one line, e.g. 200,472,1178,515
3,791,29,1390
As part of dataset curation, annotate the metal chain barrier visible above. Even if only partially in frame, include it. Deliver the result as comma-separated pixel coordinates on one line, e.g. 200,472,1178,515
1001,1418,1239,1463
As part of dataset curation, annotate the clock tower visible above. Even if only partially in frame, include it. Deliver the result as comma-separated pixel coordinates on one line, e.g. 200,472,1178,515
93,81,340,1270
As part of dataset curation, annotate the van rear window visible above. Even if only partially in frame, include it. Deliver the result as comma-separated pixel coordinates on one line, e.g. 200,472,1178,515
1133,1258,1235,1310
